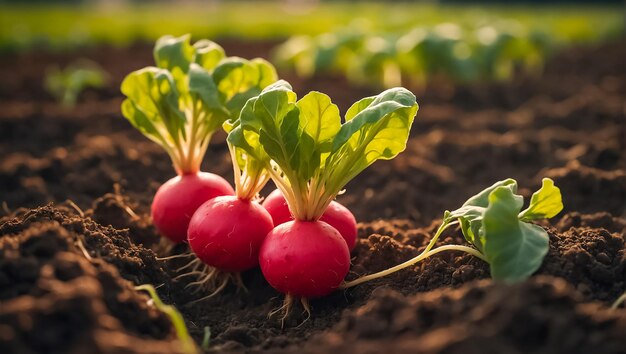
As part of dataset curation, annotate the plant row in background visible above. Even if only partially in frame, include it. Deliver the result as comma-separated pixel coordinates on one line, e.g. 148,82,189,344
274,21,556,88
122,35,565,322
1,3,622,54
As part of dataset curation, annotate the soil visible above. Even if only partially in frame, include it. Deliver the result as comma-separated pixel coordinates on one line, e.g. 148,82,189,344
0,38,625,354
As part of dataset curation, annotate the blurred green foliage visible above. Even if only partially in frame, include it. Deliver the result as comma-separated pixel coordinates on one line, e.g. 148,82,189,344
0,2,621,53
274,21,556,87
44,59,108,106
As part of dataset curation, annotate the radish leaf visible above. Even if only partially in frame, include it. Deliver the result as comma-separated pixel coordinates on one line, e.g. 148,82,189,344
224,81,291,200
442,178,562,282
231,82,418,220
462,178,517,208
121,67,186,147
121,34,278,175
154,34,195,79
482,185,550,282
325,88,418,195
193,39,225,71
519,178,563,221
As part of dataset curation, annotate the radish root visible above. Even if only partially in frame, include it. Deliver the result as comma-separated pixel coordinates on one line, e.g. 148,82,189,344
160,253,245,304
268,295,312,328
268,294,295,328
155,237,176,255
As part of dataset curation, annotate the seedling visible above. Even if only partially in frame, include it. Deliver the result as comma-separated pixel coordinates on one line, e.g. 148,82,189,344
135,284,197,354
343,178,563,288
44,59,107,107
230,80,418,317
201,326,212,350
121,34,277,243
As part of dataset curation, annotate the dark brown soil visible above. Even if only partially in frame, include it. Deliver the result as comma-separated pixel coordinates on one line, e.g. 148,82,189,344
286,277,626,354
0,205,184,354
0,38,625,354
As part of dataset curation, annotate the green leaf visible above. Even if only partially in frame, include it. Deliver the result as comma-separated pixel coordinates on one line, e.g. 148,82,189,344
213,58,278,119
297,92,341,143
325,87,418,193
227,81,295,199
120,67,186,146
227,96,268,164
153,34,195,74
519,178,563,221
187,63,229,134
482,186,549,283
447,178,517,248
295,91,342,178
344,96,376,121
454,207,485,250
254,91,299,172
462,178,517,208
124,36,278,175
121,99,166,147
232,83,418,219
233,80,297,172
193,39,225,71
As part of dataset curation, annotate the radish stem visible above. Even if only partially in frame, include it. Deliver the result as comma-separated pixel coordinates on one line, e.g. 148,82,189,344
341,220,488,289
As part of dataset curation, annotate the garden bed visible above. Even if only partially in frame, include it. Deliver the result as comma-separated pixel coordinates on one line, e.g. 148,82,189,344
0,39,624,353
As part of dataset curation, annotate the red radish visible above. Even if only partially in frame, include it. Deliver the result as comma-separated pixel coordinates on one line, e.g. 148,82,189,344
262,189,358,250
260,189,292,225
259,220,350,298
188,195,273,271
183,92,279,275
151,172,234,243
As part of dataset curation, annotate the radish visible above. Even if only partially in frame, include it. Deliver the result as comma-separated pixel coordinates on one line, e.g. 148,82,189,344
152,173,234,243
231,81,418,317
259,221,350,297
262,189,358,250
184,88,282,291
120,34,277,243
188,195,273,271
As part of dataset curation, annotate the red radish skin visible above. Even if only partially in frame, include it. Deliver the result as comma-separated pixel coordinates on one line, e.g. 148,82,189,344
261,189,292,225
259,220,350,298
262,189,358,249
151,172,234,243
188,196,274,272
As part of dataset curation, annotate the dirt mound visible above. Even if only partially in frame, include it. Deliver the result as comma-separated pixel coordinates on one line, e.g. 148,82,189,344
288,277,626,354
0,211,183,353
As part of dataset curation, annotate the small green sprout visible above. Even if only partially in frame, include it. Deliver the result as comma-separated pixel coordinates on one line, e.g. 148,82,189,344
344,178,563,287
44,59,107,107
135,284,197,354
201,326,211,350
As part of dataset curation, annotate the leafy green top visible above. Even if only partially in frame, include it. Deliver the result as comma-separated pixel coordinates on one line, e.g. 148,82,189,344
121,34,277,175
445,178,563,282
229,80,418,219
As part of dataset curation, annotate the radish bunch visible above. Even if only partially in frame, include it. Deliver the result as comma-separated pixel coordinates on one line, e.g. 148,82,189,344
229,81,418,311
121,34,277,243
121,36,420,313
